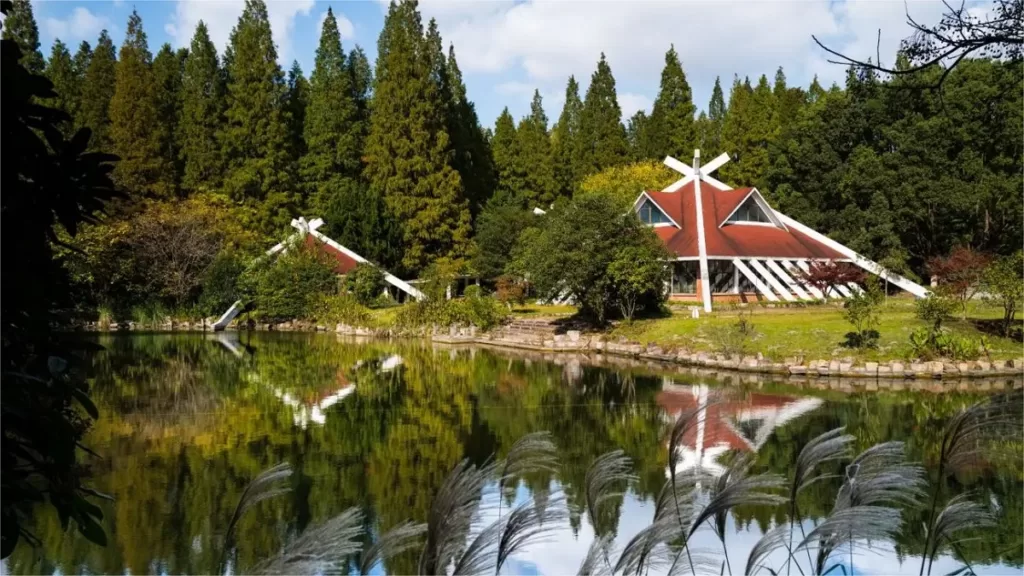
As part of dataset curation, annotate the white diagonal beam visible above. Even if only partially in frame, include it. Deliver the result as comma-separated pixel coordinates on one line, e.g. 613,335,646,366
772,211,929,298
733,259,778,302
701,152,731,176
748,259,796,301
792,259,846,299
765,259,812,300
780,260,824,299
833,283,853,298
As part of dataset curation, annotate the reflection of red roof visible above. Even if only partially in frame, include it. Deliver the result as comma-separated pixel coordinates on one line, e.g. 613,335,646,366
304,234,360,274
644,184,845,260
656,390,801,452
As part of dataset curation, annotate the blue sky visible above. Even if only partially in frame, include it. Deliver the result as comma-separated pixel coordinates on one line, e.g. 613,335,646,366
30,0,957,130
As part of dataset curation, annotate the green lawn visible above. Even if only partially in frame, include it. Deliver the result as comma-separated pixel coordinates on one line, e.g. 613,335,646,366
609,298,1023,362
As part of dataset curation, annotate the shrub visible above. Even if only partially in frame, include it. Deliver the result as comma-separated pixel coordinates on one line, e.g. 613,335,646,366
606,242,670,321
983,251,1023,338
843,280,883,348
252,246,338,321
909,327,981,361
313,292,372,327
344,262,386,307
915,295,957,334
396,284,508,331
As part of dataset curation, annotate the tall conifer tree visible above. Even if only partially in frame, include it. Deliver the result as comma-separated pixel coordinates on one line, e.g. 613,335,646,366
648,45,695,159
705,76,726,155
348,45,373,147
79,31,116,152
578,53,628,177
2,0,44,73
45,40,78,135
363,0,471,273
627,110,653,160
179,21,223,194
517,90,558,209
153,43,185,194
446,44,496,218
220,0,295,232
73,41,92,79
303,7,361,212
491,107,522,206
551,75,583,197
109,11,173,198
286,61,310,160
719,76,753,186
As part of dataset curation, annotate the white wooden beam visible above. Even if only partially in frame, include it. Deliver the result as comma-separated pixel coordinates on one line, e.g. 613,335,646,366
733,259,779,302
748,259,797,302
772,211,929,298
764,259,812,300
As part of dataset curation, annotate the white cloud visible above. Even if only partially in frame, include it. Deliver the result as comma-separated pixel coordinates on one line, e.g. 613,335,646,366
317,9,355,42
43,7,113,44
421,0,951,114
165,0,313,64
618,92,652,121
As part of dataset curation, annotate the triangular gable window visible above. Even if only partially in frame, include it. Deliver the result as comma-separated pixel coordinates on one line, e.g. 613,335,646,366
726,196,772,224
637,197,673,225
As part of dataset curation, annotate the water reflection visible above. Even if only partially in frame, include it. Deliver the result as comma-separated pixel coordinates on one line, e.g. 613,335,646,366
4,333,1021,575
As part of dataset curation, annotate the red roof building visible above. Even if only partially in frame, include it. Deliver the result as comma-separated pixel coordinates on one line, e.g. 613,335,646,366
634,152,928,310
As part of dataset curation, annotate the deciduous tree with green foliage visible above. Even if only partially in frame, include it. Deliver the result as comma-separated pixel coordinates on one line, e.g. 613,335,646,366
982,251,1023,338
109,11,173,199
576,161,676,209
578,53,629,177
471,199,537,280
179,21,223,194
519,192,669,323
363,0,471,274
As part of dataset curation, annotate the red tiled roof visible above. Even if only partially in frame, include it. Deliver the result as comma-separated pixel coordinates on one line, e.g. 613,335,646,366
643,183,846,260
303,234,361,274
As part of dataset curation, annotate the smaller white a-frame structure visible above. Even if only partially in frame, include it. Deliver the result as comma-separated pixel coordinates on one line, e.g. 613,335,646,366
269,217,424,301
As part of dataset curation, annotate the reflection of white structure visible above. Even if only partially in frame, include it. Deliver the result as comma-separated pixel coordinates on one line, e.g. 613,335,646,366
659,382,823,478
274,385,356,428
380,354,403,372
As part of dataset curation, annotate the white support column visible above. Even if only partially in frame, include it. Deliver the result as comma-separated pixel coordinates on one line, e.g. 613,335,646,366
765,259,812,300
780,260,824,299
733,259,779,302
692,150,712,313
749,259,797,301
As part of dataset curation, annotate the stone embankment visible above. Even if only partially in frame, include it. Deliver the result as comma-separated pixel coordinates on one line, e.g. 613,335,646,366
82,317,1024,381
427,318,1024,381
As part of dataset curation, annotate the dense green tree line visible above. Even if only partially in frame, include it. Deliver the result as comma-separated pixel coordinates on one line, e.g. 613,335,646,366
7,0,1017,316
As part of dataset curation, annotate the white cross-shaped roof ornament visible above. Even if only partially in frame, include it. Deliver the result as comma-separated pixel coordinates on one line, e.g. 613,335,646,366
290,217,325,234
663,149,732,192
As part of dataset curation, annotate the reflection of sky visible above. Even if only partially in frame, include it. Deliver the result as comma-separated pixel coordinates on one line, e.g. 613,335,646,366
489,483,1016,576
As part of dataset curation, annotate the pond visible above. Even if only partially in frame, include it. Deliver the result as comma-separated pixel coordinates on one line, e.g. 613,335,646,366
4,333,1021,575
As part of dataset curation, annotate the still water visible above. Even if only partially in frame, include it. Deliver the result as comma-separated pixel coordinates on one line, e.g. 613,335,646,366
5,333,1022,575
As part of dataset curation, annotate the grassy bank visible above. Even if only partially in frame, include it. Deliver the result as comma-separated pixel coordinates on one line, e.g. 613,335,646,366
611,298,1022,361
